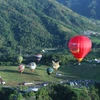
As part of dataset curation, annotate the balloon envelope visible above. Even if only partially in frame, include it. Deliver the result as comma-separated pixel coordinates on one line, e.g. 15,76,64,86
68,35,92,62
29,62,36,71
35,54,42,61
17,55,23,63
46,67,54,75
35,54,42,58
52,60,60,70
18,64,25,73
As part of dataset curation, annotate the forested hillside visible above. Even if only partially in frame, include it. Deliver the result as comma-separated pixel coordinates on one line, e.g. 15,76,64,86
0,0,99,62
56,0,100,19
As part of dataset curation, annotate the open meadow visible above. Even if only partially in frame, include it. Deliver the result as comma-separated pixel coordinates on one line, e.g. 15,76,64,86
0,61,100,86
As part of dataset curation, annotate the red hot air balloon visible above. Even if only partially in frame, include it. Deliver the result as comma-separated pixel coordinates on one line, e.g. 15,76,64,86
68,35,92,63
18,64,25,74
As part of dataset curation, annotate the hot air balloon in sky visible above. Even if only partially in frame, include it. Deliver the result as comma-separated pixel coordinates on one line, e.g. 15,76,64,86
52,60,60,70
46,67,54,75
35,54,42,62
29,62,37,72
17,55,23,64
18,64,25,73
68,35,92,63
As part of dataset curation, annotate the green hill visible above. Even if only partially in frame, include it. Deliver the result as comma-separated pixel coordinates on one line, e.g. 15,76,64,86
0,0,99,57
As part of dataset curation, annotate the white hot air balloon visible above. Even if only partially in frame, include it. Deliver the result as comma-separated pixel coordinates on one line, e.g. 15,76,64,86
29,62,36,72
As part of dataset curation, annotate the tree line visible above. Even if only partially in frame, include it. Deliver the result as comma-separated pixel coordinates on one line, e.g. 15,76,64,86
0,83,99,100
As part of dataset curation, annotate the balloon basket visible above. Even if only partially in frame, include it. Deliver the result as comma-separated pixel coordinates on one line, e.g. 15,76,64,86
78,62,81,65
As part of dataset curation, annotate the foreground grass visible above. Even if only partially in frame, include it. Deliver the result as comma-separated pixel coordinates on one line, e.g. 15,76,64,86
0,61,100,86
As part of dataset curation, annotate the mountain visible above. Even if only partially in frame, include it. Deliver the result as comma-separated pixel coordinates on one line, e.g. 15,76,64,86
56,0,100,19
0,0,99,58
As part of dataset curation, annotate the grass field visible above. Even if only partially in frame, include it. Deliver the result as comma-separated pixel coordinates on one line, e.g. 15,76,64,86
0,61,100,86
60,62,100,80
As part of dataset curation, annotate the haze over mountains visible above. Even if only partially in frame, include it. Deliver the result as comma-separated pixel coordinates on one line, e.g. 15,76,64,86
56,0,100,19
0,0,99,56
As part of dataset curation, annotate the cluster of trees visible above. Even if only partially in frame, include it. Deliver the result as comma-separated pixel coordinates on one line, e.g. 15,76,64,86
0,45,100,66
36,84,100,100
56,0,100,19
0,83,99,100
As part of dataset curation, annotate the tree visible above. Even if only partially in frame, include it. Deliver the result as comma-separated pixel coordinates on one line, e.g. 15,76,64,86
90,9,96,16
89,85,99,100
36,84,78,100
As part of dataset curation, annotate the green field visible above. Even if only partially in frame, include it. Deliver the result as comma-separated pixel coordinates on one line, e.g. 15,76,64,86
0,62,100,86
